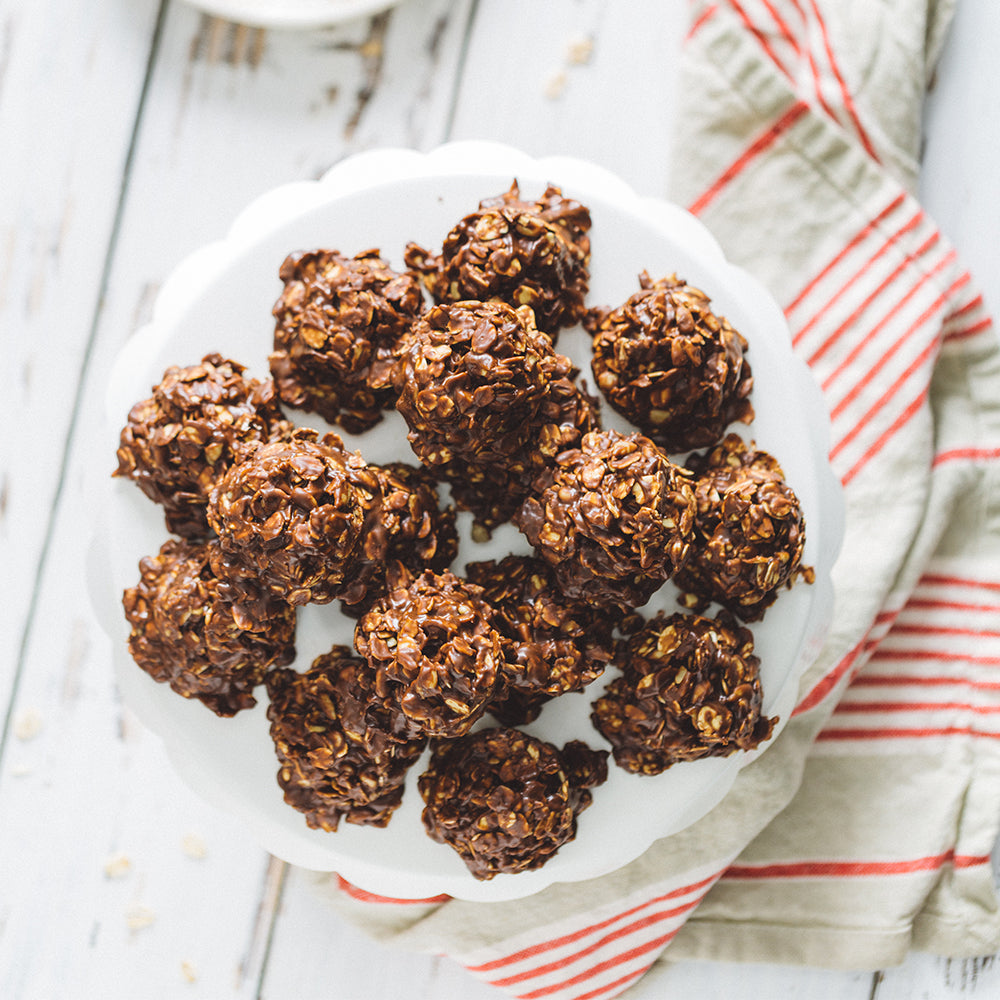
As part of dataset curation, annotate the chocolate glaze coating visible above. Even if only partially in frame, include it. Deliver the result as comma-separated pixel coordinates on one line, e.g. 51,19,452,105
122,537,295,716
587,272,753,452
114,354,291,538
591,611,776,773
269,249,425,433
674,434,812,621
418,727,608,880
514,429,697,608
266,648,425,831
404,181,591,341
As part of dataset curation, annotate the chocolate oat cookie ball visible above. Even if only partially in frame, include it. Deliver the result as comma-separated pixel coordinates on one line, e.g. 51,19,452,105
114,354,291,538
418,727,608,880
506,375,603,497
122,537,295,717
466,555,613,724
269,248,425,433
587,272,753,453
514,429,697,608
394,299,559,469
674,434,812,621
404,181,591,341
207,429,380,607
591,611,776,774
266,648,426,832
354,568,504,740
393,298,578,532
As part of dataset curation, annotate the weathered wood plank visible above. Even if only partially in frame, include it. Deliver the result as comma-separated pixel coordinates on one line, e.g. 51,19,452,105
876,954,1000,1000
448,0,686,199
645,961,876,999
0,0,164,724
260,867,504,999
88,0,475,348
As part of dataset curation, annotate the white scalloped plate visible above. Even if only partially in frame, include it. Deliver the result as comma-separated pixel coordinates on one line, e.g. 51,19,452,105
90,142,844,902
178,0,400,29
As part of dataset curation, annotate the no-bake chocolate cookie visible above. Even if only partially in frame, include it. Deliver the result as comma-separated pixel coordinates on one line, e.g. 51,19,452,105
587,272,753,452
123,537,295,716
514,429,697,608
269,248,425,433
114,354,291,538
267,648,425,831
674,434,812,621
207,429,380,607
418,727,607,880
591,610,775,773
405,181,591,341
354,568,504,740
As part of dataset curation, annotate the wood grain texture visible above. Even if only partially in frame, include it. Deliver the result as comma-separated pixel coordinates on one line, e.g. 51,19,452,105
1,0,997,997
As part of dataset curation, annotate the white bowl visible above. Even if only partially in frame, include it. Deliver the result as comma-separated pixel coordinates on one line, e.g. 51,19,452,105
178,0,400,29
91,142,843,902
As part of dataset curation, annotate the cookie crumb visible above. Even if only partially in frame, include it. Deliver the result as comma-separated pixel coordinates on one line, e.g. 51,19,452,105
544,70,567,100
181,960,198,983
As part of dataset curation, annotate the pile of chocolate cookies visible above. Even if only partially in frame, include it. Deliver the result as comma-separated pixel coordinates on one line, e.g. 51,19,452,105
115,181,811,880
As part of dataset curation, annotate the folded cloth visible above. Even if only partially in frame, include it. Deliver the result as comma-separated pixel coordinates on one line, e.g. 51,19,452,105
316,1,1000,995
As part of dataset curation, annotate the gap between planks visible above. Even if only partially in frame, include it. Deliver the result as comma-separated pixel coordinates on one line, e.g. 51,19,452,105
241,855,289,998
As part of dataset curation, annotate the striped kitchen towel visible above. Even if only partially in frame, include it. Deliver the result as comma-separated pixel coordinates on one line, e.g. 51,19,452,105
320,0,1000,995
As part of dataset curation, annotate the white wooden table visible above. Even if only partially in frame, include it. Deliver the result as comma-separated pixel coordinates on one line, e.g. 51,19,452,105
2,1,998,997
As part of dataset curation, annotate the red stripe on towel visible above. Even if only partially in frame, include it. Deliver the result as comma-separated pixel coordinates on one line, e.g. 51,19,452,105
798,222,933,359
723,851,972,879
823,251,955,405
934,447,1000,467
513,931,680,1000
806,0,880,161
489,900,701,988
727,0,795,81
335,876,449,905
688,100,810,216
687,3,719,39
784,193,906,316
466,871,723,972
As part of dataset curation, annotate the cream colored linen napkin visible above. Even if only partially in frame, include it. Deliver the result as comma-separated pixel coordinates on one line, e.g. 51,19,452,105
318,1,1000,995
